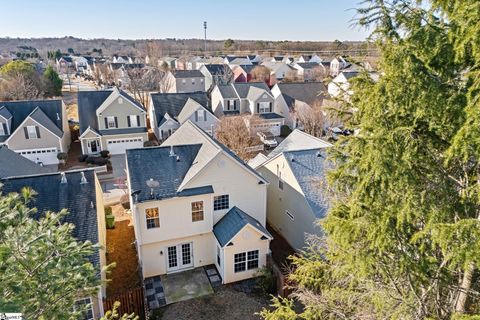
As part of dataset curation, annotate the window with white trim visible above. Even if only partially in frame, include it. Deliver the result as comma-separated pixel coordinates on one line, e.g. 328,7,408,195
278,171,284,190
191,201,204,222
129,115,139,127
213,194,229,211
106,116,116,128
234,250,259,273
197,110,204,121
26,125,38,139
258,102,270,113
74,297,94,320
145,208,160,229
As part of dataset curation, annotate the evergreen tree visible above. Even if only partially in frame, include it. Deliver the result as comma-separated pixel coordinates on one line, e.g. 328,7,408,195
43,65,63,97
261,0,480,319
0,188,101,319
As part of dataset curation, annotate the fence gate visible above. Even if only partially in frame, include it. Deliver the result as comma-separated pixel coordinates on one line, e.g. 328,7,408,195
103,287,147,319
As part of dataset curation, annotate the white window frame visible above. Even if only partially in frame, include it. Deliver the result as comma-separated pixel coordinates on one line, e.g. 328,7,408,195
26,125,38,139
234,250,259,273
106,116,116,129
129,115,139,127
74,297,94,320
258,102,270,113
213,194,229,211
191,201,204,222
145,207,160,229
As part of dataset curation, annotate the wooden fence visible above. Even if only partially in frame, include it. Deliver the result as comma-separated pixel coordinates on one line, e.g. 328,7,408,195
103,287,147,319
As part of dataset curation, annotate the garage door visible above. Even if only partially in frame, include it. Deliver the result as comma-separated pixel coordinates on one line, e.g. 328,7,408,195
106,137,144,155
17,147,58,165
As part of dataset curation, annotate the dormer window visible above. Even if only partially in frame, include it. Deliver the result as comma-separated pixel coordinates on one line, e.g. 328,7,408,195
257,102,271,113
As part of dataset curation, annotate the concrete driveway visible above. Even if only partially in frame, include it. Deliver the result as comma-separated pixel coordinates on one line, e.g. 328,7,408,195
102,155,128,206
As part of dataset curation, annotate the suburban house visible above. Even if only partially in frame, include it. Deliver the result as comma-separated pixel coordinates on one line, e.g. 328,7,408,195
149,92,216,140
261,61,296,86
297,54,322,63
112,55,133,64
328,70,380,99
0,99,71,165
226,57,252,67
0,145,55,178
271,82,328,129
78,88,148,155
211,82,284,136
252,130,332,250
126,120,272,285
292,62,322,82
198,64,234,92
165,70,206,93
330,56,350,76
231,65,256,83
56,56,74,70
1,169,107,319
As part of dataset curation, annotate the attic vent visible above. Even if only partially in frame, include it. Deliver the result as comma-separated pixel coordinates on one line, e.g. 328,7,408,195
118,97,123,104
60,172,67,184
80,172,88,184
169,145,175,157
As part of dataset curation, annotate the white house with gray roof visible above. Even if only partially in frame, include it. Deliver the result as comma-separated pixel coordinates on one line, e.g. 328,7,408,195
211,82,285,136
0,99,70,165
78,87,148,155
252,130,332,251
149,92,218,140
165,70,206,93
126,121,272,286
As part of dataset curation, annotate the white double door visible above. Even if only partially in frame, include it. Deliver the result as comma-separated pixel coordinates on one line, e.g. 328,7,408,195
166,242,193,272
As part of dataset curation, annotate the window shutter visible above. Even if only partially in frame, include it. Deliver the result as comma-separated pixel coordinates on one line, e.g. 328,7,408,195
35,126,41,138
2,123,7,134
269,102,272,112
204,110,207,121
137,115,140,126
234,100,237,109
114,117,118,128
257,103,260,113
24,127,29,139
104,117,108,129
127,116,131,127
195,111,198,122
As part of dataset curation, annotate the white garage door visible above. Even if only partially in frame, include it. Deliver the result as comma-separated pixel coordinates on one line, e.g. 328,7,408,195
17,147,59,165
107,137,144,154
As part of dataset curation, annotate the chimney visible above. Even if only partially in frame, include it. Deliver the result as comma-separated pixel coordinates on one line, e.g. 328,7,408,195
80,172,88,184
60,172,67,184
169,145,175,157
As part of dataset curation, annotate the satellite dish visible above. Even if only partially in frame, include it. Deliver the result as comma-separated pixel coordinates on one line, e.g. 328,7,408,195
146,178,160,198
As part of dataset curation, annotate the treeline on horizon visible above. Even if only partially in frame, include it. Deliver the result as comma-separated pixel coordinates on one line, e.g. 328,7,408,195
0,36,376,58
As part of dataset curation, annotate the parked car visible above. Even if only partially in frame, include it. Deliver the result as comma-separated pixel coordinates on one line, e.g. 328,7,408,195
257,131,278,148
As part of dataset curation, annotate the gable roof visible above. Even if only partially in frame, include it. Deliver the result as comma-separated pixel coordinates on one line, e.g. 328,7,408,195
78,89,145,135
177,98,216,124
276,82,328,107
282,149,330,218
150,92,210,127
213,206,272,247
172,70,204,79
0,146,55,178
295,62,320,69
126,144,214,203
161,121,268,189
0,99,64,137
203,64,231,76
0,170,102,271
217,82,272,100
268,129,332,158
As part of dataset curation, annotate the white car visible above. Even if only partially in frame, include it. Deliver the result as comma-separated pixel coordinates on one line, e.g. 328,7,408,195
257,131,278,148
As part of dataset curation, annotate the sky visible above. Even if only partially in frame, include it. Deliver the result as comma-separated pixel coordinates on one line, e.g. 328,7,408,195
0,0,370,41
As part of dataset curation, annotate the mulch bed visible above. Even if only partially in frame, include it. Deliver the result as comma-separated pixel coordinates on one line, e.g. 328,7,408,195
106,205,142,296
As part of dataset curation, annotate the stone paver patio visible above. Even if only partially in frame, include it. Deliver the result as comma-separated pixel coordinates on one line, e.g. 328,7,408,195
161,267,214,305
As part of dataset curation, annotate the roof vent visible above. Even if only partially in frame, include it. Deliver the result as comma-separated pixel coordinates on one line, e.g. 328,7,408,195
60,172,67,184
56,113,60,121
169,145,175,157
90,201,94,209
317,151,322,157
80,172,88,184
146,178,160,198
291,156,295,162
176,155,180,162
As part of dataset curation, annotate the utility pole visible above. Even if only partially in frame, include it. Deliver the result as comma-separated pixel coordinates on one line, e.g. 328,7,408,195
203,21,207,57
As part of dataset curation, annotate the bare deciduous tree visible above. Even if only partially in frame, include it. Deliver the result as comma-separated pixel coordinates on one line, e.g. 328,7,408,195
126,66,171,106
250,65,270,83
293,100,327,137
0,73,42,100
215,115,259,160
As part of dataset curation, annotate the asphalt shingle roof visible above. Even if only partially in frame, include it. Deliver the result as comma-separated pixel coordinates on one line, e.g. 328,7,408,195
0,99,64,138
259,113,284,120
276,82,328,108
0,106,12,119
203,64,231,76
150,92,210,127
284,149,330,218
29,107,63,137
0,170,101,272
126,144,212,203
173,70,205,78
213,206,272,247
0,146,54,178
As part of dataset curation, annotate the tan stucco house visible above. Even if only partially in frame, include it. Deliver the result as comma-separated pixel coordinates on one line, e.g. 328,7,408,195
126,121,272,285
0,99,71,165
78,88,148,155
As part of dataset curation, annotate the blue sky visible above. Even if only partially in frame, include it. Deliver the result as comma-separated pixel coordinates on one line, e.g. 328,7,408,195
0,0,370,41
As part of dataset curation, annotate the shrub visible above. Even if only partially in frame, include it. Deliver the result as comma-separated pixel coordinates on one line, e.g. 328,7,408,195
255,267,277,296
78,154,88,162
104,207,113,215
93,157,108,166
144,140,159,147
100,150,110,158
57,152,68,161
85,156,96,164
280,125,292,137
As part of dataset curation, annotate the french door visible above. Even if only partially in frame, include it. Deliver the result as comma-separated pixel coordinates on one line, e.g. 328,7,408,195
166,242,193,272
